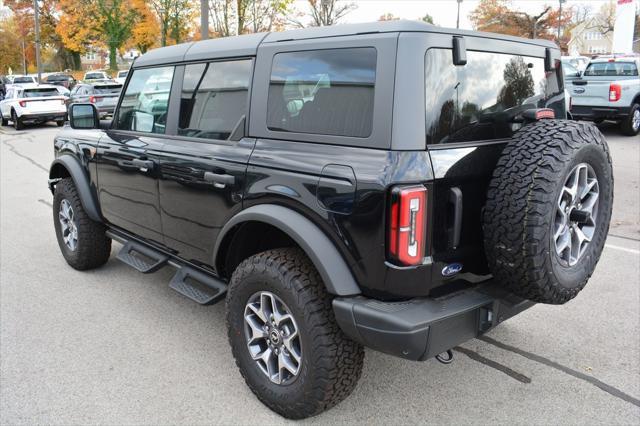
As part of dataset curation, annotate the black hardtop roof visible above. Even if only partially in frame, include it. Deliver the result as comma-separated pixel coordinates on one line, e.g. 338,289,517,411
134,20,558,68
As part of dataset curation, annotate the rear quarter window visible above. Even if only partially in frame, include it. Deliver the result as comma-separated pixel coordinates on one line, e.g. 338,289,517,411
425,49,564,145
266,48,377,138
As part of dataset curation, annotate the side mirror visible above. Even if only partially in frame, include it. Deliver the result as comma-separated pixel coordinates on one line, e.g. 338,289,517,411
69,103,99,129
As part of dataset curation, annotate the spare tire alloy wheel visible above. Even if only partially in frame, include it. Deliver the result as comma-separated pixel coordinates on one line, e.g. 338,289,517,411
59,199,78,251
244,291,302,385
554,163,599,266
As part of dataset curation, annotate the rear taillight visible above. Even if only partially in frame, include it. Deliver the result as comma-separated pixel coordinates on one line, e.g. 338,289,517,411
89,96,102,103
609,84,621,102
388,185,427,266
19,100,27,107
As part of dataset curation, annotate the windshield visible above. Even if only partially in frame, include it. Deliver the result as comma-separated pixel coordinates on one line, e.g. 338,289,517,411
94,84,122,94
584,62,638,77
118,71,128,78
85,73,105,79
14,77,34,83
23,88,59,98
47,75,67,81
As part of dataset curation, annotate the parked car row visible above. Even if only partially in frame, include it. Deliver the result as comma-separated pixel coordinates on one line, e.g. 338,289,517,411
0,77,125,130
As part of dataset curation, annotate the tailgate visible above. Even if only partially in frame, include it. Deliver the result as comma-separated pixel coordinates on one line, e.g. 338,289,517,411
95,95,118,108
24,98,65,113
571,79,611,106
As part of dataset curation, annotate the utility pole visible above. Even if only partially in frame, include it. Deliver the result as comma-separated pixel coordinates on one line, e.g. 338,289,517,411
21,39,27,75
201,0,209,40
33,0,42,83
456,0,463,29
557,0,566,41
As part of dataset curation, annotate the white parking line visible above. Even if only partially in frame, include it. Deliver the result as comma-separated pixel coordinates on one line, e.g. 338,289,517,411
605,244,640,255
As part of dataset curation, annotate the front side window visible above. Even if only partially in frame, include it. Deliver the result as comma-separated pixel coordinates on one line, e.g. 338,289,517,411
114,66,174,134
267,48,377,138
425,49,563,145
178,59,251,140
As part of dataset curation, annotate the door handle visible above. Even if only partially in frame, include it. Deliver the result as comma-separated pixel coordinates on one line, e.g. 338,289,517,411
132,158,154,172
204,171,235,188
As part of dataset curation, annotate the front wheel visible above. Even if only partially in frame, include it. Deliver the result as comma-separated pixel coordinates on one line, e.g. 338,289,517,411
53,178,112,270
620,103,640,136
226,248,364,419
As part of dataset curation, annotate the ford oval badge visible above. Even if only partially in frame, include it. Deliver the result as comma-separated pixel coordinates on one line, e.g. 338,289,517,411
442,263,463,277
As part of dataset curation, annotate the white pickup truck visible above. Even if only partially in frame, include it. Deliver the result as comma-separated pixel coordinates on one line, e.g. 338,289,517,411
0,84,67,131
570,56,640,136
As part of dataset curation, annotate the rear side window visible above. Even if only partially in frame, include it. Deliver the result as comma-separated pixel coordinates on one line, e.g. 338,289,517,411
23,88,59,98
267,48,376,138
114,66,174,134
178,59,251,140
425,49,563,145
584,62,638,76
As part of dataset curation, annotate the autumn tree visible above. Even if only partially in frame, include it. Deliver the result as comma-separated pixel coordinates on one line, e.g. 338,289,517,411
0,16,24,73
131,0,159,53
421,13,434,24
470,0,572,40
148,0,194,46
587,1,616,36
209,0,292,36
305,0,356,27
378,13,398,22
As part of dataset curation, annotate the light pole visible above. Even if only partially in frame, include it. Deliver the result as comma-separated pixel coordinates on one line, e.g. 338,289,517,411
456,0,463,29
33,0,42,83
557,0,566,41
159,6,167,46
201,0,209,40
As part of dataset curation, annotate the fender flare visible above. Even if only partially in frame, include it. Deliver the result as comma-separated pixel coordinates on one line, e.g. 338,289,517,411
49,155,102,222
214,204,361,296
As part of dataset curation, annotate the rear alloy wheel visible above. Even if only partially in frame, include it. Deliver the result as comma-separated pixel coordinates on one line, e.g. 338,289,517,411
12,110,24,130
620,103,640,136
226,248,364,419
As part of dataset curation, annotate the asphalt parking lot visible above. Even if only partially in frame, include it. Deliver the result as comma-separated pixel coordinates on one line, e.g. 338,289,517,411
1,122,638,425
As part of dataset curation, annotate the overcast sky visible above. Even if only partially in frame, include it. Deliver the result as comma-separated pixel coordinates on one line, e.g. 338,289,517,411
292,0,637,30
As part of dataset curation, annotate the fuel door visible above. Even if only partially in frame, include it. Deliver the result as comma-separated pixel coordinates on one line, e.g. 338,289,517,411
317,164,357,215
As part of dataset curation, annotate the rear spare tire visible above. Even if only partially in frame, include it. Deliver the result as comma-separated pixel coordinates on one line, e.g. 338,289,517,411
483,120,613,304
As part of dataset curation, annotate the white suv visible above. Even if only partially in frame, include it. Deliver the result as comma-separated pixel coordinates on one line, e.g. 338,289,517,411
0,84,67,130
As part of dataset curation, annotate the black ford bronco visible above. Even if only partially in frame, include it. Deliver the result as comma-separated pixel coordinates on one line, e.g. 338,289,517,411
49,21,613,419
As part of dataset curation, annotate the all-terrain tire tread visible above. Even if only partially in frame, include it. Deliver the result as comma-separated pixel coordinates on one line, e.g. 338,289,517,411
226,248,364,419
483,120,613,304
53,178,111,270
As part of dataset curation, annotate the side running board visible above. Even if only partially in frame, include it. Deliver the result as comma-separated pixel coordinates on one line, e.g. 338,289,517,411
169,267,226,305
116,240,169,273
108,230,227,305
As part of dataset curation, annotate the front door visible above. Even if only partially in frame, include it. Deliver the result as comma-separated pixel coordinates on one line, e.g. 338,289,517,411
157,59,255,265
96,65,175,244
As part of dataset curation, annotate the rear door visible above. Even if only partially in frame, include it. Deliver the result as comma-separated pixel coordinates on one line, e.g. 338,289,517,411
157,59,255,264
96,65,175,244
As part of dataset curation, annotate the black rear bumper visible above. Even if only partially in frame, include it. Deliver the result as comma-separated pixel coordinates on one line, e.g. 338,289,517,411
20,113,66,123
571,105,630,120
333,282,533,361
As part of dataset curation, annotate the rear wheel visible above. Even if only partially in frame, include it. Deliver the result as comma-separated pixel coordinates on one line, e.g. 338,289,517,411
53,178,112,270
484,120,613,304
56,120,65,127
620,103,640,136
226,248,364,419
12,110,23,130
